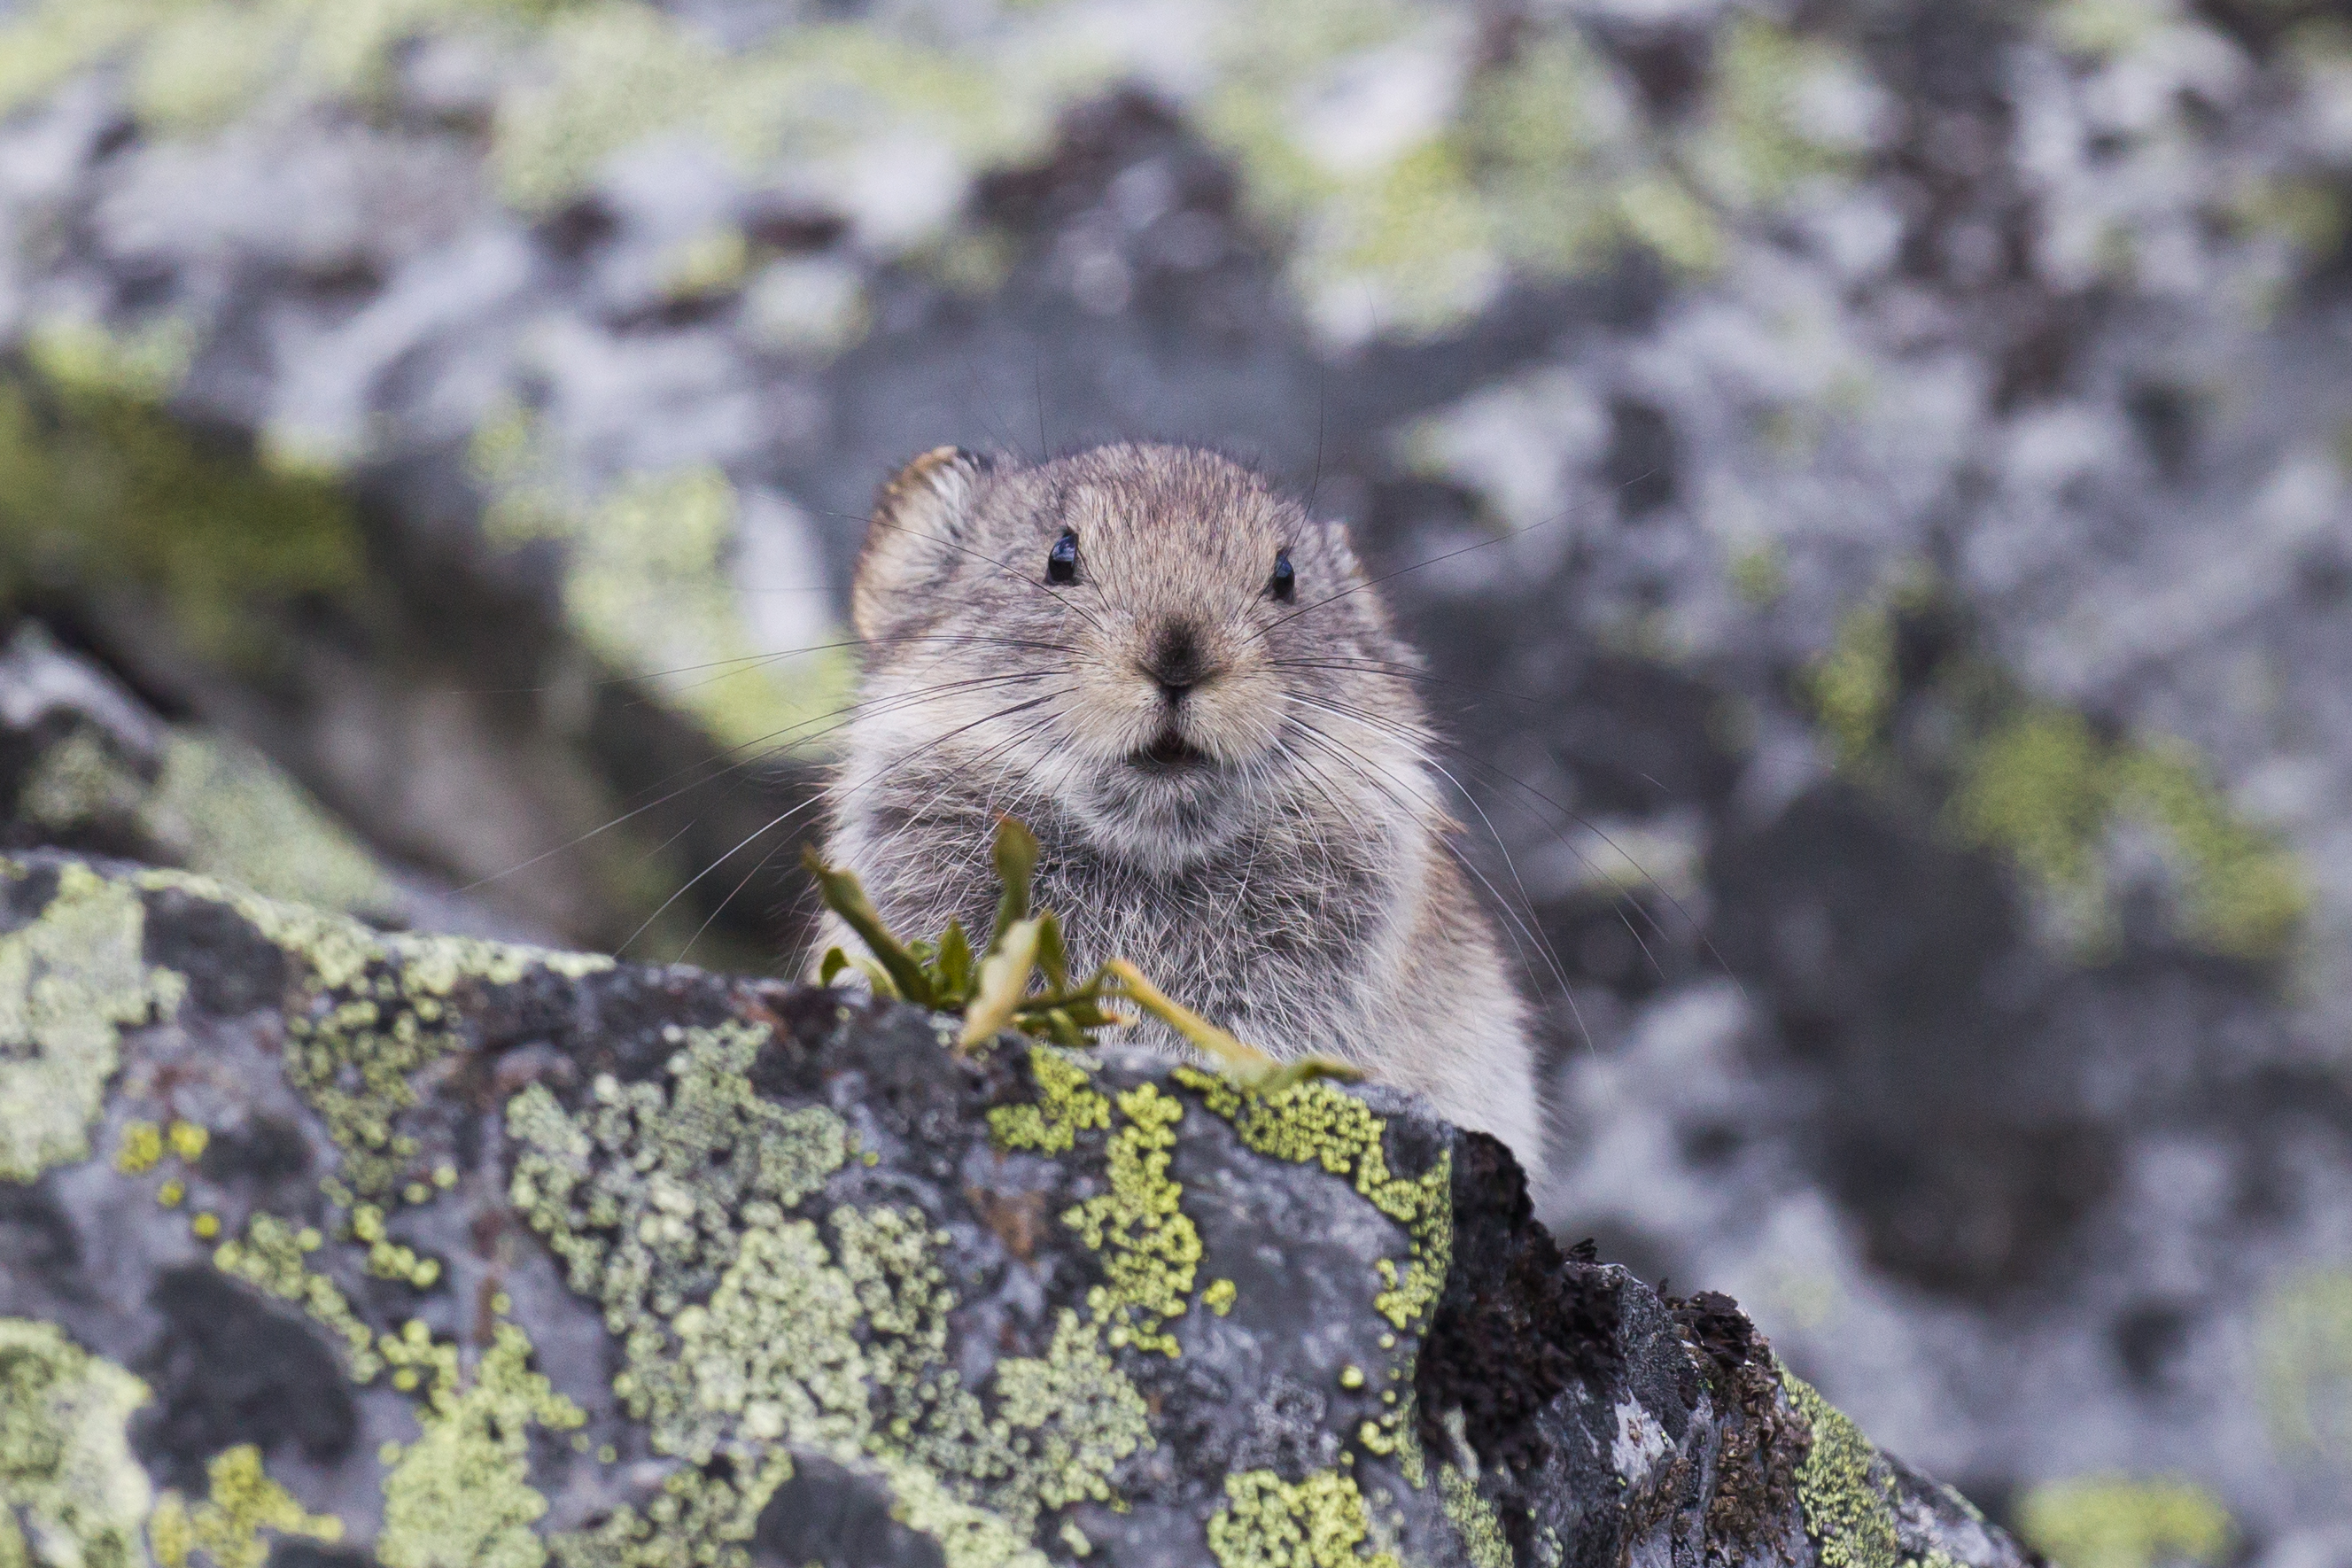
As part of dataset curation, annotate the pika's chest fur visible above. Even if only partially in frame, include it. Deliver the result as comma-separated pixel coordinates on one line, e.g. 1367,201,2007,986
826,788,1411,1066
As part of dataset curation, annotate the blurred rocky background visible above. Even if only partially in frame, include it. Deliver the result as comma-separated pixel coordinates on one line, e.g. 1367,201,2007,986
3,0,2350,1560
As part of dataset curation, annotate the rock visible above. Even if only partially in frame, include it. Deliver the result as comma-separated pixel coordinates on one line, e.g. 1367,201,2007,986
0,622,540,943
0,848,2027,1568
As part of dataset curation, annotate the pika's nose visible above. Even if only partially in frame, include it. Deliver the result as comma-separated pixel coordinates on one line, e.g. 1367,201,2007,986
1145,621,1210,702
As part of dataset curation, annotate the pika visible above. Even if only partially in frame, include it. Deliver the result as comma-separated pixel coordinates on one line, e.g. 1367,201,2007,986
813,442,1544,1170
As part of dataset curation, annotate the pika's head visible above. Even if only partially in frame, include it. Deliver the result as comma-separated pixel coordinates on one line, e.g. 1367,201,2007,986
844,442,1437,871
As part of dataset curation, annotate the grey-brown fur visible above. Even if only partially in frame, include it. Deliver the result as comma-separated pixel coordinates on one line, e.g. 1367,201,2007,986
813,442,1544,1168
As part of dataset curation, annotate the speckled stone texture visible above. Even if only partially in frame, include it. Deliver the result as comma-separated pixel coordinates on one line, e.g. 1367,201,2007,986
0,849,2028,1568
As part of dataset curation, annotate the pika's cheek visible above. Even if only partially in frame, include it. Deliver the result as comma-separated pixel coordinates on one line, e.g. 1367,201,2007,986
1188,676,1285,761
1060,664,1163,753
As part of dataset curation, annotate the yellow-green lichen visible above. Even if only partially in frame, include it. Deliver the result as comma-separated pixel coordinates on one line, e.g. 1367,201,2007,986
1437,1463,1510,1568
1805,601,1900,772
990,1049,1214,1356
2014,1475,2233,1568
213,1215,381,1381
376,1323,586,1568
986,1047,1112,1155
1205,1468,1399,1568
0,861,188,1184
113,1122,165,1176
148,1444,342,1568
1176,1068,1451,1335
0,1317,153,1568
509,1023,1150,1564
2255,1267,2352,1457
1945,711,2305,961
1729,540,1790,607
1805,591,2306,964
1063,1084,1200,1356
351,1205,444,1290
1784,1366,1970,1568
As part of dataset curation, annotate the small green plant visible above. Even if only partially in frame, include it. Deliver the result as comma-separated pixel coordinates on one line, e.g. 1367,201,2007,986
803,818,1360,1093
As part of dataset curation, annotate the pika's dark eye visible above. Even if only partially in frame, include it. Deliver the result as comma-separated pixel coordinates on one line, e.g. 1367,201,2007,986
1046,531,1078,585
1268,548,1295,602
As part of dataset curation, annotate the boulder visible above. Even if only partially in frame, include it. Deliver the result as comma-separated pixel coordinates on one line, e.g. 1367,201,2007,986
0,847,2028,1568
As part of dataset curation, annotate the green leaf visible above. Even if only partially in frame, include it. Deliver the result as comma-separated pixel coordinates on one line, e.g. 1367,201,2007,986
819,947,850,987
985,816,1038,955
935,920,975,1004
845,952,902,1000
1036,911,1069,992
802,846,935,1006
959,916,1040,1049
1104,959,1281,1075
1240,1056,1367,1094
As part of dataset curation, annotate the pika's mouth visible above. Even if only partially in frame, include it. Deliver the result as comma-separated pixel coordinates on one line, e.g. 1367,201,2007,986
1128,730,1215,773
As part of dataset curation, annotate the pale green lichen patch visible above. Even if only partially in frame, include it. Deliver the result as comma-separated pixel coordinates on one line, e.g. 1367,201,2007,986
22,721,396,922
376,1323,586,1568
0,861,188,1184
149,1443,343,1568
1785,1369,1901,1568
487,9,1054,218
1804,592,2307,964
508,1023,1150,1564
1687,18,1879,210
112,864,617,1200
1946,712,2306,962
473,404,856,760
2254,1267,2352,1457
138,733,394,919
0,1317,154,1568
1206,1467,1399,1568
19,732,146,840
2014,1475,2233,1568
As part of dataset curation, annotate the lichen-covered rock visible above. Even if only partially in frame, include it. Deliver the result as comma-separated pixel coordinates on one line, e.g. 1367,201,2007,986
0,850,2030,1568
0,623,527,942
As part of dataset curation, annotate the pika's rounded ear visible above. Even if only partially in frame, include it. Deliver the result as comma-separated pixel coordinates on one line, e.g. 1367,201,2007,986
854,446,990,642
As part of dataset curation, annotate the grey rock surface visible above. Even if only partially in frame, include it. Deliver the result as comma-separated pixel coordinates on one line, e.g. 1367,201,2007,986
0,844,2026,1568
